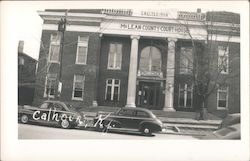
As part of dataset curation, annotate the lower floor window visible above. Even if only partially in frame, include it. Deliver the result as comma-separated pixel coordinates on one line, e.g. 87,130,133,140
72,75,85,100
105,79,120,101
217,86,228,110
178,83,193,108
44,73,57,98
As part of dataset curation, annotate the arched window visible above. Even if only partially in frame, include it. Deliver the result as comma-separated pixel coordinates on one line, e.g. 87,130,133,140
139,46,162,74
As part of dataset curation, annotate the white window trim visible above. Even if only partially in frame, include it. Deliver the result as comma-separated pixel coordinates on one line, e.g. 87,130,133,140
48,34,60,63
107,43,122,70
72,75,85,101
75,36,89,65
105,79,120,101
218,46,229,74
178,83,193,108
43,75,56,98
217,86,228,110
18,57,24,65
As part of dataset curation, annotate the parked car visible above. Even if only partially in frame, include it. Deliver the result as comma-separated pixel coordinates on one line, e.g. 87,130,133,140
18,100,83,129
202,123,240,139
93,107,163,136
218,113,240,129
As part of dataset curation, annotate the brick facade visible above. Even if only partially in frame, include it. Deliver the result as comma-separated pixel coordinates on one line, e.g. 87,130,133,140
33,9,240,115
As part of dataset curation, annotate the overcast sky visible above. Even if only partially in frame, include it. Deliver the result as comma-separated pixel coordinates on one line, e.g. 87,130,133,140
1,1,246,60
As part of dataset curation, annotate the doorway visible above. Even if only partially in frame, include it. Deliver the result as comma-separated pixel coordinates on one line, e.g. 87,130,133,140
137,81,162,109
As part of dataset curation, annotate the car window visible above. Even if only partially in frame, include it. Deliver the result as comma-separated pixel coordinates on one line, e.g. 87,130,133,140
54,103,64,111
40,102,50,109
118,109,135,117
136,111,150,118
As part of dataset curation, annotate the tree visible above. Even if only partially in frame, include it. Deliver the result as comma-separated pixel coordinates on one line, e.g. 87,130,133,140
179,11,240,119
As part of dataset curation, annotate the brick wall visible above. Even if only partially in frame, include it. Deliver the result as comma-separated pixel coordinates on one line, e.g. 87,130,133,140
97,36,131,107
33,30,100,109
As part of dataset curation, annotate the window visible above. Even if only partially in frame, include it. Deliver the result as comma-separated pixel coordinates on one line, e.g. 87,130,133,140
218,46,229,74
44,73,57,98
108,43,122,70
217,86,228,110
136,111,150,118
178,83,193,108
18,57,24,65
118,109,135,117
49,34,60,63
139,46,162,75
180,47,193,74
72,75,85,100
105,79,120,101
75,36,89,64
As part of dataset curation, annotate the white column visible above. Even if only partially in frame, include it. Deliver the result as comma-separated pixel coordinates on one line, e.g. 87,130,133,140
164,38,177,111
126,35,140,107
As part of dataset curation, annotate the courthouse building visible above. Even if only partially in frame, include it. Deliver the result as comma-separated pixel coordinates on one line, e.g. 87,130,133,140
33,9,240,115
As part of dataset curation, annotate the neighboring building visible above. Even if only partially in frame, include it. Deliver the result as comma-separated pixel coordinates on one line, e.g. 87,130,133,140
18,41,38,105
33,9,240,116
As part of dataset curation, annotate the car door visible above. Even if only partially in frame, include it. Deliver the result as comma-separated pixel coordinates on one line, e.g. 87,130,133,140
115,109,137,129
34,102,54,125
134,110,151,129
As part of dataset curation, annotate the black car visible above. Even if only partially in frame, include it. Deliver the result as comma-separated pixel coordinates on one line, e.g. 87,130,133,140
93,107,163,135
18,100,83,129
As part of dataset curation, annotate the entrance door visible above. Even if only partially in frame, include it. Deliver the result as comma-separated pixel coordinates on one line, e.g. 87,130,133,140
137,81,161,109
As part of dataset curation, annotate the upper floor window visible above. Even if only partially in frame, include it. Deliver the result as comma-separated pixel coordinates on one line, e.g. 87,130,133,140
105,79,120,101
75,36,89,65
44,73,57,98
180,47,193,74
217,85,228,110
218,46,229,74
139,46,162,75
49,34,60,63
108,43,122,70
178,83,193,108
18,57,24,65
72,75,85,100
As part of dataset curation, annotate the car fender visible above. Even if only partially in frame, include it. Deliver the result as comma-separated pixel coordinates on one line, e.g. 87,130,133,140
139,121,161,131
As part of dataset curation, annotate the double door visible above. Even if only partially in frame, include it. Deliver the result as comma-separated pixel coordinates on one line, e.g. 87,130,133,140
137,81,162,109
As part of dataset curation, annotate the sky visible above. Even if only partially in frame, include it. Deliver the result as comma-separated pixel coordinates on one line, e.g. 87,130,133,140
1,1,246,60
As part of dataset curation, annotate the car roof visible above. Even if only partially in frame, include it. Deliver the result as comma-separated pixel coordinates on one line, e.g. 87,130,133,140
44,100,65,104
121,107,153,113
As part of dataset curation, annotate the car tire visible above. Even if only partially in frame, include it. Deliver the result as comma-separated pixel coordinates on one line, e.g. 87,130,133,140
60,120,71,129
141,126,152,136
20,114,29,124
95,122,107,132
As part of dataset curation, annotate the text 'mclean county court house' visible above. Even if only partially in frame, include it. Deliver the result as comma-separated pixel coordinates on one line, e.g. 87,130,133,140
33,9,240,116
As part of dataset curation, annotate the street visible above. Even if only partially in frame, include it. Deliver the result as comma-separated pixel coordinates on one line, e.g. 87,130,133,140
18,124,197,139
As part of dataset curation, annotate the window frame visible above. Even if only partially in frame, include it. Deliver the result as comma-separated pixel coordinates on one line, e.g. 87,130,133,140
43,73,57,98
48,34,61,63
105,78,120,101
179,47,193,74
75,36,89,65
72,74,85,101
217,86,228,110
18,57,24,65
139,46,162,74
218,46,229,74
178,83,193,108
107,43,123,70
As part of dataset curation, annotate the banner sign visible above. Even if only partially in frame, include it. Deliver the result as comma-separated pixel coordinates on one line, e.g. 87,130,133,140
120,23,188,34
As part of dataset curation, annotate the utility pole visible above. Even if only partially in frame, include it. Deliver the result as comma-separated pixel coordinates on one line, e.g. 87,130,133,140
57,10,68,100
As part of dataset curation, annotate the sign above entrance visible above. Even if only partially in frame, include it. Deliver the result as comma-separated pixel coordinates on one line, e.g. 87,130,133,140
120,23,188,34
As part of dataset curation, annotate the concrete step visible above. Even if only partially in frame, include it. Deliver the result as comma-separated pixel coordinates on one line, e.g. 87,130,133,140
163,123,218,130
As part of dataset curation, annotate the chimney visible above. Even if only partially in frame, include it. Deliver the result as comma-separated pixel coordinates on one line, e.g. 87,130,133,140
197,8,201,13
18,40,24,53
